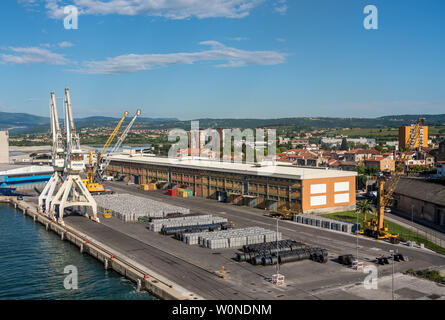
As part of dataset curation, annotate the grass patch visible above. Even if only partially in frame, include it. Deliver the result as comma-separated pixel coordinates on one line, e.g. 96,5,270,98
321,211,445,255
405,268,445,285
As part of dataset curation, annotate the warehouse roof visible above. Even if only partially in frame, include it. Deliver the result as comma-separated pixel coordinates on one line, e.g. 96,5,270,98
0,165,53,176
109,154,357,180
395,178,445,207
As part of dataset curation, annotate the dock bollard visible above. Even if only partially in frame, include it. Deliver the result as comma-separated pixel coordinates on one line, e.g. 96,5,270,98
222,266,225,279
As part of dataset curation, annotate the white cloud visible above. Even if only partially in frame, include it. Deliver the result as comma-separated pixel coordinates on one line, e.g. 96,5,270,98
274,0,287,14
32,0,265,20
274,5,287,14
25,97,42,102
226,37,249,41
58,41,74,48
40,41,74,48
18,0,39,7
0,47,69,65
73,41,287,74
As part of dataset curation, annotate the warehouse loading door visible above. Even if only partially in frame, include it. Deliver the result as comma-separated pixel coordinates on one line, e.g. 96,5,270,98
243,176,249,195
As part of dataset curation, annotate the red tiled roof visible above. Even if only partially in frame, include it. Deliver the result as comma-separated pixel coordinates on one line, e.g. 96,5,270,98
346,148,381,155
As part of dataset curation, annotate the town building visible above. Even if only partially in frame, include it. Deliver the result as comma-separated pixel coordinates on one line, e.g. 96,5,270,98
320,137,376,148
364,157,395,172
0,131,9,164
343,149,381,163
398,124,428,150
438,140,445,162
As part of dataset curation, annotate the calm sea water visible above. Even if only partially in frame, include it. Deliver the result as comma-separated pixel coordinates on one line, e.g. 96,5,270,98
0,203,156,300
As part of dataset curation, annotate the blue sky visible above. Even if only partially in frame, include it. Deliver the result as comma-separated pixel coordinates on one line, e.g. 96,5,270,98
0,0,444,119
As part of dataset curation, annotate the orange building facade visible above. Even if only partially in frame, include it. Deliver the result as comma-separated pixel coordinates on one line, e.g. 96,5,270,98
398,125,428,149
302,176,356,213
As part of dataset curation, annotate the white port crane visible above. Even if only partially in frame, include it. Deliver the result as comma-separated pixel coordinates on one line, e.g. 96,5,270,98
96,109,142,180
38,92,65,214
49,88,99,225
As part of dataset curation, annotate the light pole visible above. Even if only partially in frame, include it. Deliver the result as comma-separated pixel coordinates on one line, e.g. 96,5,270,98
276,217,280,276
389,249,395,300
356,209,359,262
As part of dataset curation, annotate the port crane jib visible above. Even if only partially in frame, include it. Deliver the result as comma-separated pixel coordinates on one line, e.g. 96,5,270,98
83,111,129,194
98,109,142,180
38,92,65,213
82,109,141,194
47,89,99,225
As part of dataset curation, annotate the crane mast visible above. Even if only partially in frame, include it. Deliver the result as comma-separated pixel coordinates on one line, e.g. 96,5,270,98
64,88,84,173
50,92,65,167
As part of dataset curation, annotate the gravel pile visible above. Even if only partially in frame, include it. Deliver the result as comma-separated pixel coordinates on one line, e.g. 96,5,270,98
94,193,190,222
183,227,282,249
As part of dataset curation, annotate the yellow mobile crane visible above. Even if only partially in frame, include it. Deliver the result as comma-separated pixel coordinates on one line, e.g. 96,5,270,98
361,118,425,240
83,112,128,193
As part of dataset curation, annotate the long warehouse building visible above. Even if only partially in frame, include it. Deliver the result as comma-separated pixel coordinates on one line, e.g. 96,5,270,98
106,154,357,214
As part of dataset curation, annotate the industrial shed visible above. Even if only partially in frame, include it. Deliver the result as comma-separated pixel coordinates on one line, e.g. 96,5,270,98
106,154,357,214
393,178,445,227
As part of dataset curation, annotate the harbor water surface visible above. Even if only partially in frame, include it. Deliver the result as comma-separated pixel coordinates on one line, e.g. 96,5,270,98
0,203,156,300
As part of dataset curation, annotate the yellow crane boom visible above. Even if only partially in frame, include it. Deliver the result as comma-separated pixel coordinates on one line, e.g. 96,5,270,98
363,117,426,240
84,111,128,192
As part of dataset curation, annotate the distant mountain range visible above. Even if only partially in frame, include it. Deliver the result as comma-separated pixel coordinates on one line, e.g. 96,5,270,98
1,111,444,135
162,114,445,130
0,112,49,130
0,111,178,134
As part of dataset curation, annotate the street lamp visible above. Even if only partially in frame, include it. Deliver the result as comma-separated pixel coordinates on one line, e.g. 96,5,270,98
389,249,395,300
356,209,359,262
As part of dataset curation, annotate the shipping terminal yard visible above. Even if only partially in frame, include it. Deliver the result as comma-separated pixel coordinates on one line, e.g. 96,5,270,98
1,179,445,300
1,90,445,300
